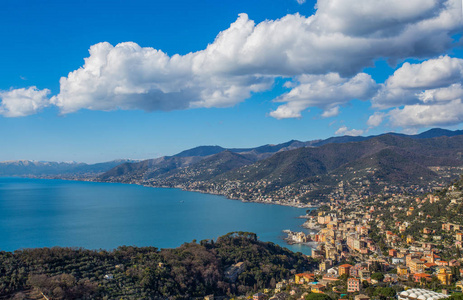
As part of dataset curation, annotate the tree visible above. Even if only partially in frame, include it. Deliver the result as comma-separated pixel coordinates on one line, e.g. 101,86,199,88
449,293,463,300
305,293,333,300
371,272,385,282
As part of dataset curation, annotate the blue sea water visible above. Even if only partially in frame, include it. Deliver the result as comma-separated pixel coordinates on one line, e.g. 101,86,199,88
0,177,313,254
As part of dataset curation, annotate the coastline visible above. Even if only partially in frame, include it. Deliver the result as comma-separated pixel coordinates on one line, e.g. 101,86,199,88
0,176,317,254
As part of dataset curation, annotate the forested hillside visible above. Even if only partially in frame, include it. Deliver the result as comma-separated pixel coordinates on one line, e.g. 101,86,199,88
0,232,314,299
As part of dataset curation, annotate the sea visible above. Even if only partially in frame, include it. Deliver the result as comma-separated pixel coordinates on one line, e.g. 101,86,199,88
0,177,314,255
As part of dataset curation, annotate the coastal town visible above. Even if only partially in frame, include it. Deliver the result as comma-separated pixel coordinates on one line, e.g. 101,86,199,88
252,177,463,300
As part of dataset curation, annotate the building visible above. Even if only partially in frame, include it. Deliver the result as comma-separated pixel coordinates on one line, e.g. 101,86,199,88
437,268,452,285
253,293,267,300
355,295,370,300
347,278,360,292
409,259,425,274
295,273,314,284
414,273,432,283
311,284,325,294
319,260,332,272
339,264,353,276
398,289,448,300
224,262,245,282
359,269,370,281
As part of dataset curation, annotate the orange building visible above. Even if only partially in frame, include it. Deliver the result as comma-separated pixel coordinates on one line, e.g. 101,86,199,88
414,273,432,283
339,264,353,276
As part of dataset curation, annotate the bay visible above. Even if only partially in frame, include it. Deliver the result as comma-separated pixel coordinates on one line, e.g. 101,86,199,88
0,177,313,255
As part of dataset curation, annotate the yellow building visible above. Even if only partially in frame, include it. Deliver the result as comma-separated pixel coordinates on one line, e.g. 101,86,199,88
397,265,409,277
295,273,314,284
409,259,425,274
437,268,452,285
456,280,463,291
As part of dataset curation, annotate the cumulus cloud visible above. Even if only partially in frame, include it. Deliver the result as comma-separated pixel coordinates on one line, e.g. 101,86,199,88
321,106,340,118
48,0,460,117
372,56,463,128
270,73,377,119
367,112,385,127
373,56,463,108
389,100,463,127
0,87,50,117
335,125,364,136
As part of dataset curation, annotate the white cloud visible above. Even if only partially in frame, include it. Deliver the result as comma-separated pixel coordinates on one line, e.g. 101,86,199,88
389,100,463,127
373,56,463,108
270,73,377,119
321,106,340,118
0,87,50,117
296,0,306,4
367,112,386,127
335,125,364,136
372,56,463,128
49,0,460,116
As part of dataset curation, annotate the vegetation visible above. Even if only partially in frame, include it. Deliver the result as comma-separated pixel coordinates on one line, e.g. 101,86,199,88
0,232,314,299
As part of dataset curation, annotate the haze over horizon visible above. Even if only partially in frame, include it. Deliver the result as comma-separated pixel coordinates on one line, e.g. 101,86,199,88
1,0,462,163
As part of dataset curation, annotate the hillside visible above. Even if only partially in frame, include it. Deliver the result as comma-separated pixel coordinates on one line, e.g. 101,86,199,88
160,150,255,183
99,133,463,204
0,232,314,299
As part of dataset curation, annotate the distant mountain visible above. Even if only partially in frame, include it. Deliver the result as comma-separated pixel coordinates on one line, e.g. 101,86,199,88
173,146,227,157
5,127,463,196
98,156,204,182
214,134,463,197
414,128,463,139
0,159,137,177
162,150,256,183
99,131,463,203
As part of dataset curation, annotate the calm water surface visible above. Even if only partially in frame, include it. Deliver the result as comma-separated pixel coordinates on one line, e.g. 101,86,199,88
0,177,312,254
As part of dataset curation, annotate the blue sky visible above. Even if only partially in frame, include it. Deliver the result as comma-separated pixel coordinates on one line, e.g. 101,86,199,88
0,0,462,163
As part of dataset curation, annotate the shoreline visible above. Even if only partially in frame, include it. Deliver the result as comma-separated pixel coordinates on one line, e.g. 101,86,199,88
3,175,319,209
0,176,318,254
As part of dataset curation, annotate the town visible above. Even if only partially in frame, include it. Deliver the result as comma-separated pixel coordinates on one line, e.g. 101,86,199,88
259,177,463,300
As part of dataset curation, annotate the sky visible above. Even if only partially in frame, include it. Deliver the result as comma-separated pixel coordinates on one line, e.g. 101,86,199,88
0,0,462,163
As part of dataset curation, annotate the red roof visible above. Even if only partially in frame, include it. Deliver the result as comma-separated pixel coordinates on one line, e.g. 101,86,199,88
339,264,353,268
414,273,431,278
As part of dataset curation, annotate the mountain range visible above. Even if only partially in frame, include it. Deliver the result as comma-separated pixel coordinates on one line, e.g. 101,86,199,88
3,128,463,203
95,128,463,203
0,159,138,177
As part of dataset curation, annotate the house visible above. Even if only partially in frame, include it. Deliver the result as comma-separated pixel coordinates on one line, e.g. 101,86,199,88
409,259,425,274
413,273,432,283
339,264,353,276
347,278,360,292
392,257,405,265
437,268,452,285
354,295,370,300
295,273,314,284
322,274,340,282
224,262,245,282
359,269,370,281
253,292,267,300
311,284,325,294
